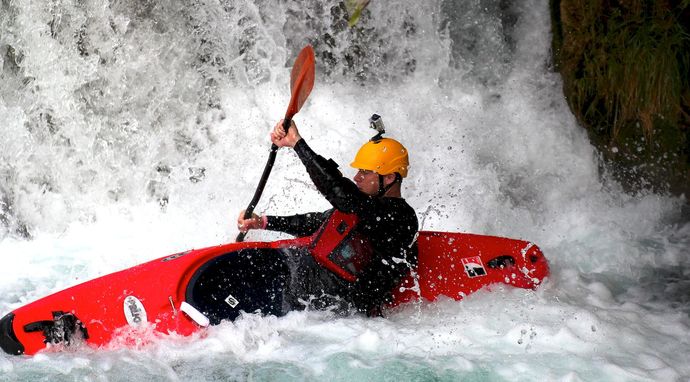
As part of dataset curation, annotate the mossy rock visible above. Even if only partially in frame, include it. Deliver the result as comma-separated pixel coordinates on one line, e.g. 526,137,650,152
551,0,690,197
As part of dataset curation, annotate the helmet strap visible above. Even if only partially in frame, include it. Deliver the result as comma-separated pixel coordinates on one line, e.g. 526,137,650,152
376,173,402,197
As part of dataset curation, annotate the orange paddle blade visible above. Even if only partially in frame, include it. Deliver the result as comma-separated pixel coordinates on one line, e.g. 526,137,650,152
285,45,315,118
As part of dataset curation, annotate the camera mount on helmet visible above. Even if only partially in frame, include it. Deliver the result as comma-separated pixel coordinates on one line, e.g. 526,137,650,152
369,114,385,141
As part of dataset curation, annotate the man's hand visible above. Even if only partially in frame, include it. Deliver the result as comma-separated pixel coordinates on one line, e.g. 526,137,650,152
237,210,265,233
271,119,302,148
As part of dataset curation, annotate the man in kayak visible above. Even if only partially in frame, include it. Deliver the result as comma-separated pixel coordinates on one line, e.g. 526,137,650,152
237,118,418,316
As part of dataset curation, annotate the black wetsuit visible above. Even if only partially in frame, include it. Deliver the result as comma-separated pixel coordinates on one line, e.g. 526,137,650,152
265,139,418,315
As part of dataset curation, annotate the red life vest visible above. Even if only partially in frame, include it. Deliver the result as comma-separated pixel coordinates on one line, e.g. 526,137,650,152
308,210,374,282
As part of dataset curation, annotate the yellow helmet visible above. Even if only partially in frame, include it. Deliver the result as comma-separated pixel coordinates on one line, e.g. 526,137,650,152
350,138,409,178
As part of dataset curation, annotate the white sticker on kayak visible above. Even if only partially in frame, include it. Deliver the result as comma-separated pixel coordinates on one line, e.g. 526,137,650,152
161,250,191,262
461,256,487,278
225,294,239,308
123,295,148,326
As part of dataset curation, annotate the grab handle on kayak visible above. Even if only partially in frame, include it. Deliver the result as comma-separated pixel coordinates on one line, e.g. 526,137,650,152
487,255,516,269
180,302,210,327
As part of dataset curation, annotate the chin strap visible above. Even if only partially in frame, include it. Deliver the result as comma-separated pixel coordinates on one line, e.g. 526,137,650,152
377,173,402,197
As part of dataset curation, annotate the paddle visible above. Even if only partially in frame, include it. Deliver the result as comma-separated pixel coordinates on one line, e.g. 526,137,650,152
236,45,316,242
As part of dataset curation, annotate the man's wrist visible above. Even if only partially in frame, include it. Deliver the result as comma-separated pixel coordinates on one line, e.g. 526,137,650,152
293,137,306,150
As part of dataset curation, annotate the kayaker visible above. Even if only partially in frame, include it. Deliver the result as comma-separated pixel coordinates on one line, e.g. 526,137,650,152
237,117,418,316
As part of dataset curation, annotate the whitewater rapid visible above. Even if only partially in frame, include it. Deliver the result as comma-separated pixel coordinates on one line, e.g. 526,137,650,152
1,0,689,380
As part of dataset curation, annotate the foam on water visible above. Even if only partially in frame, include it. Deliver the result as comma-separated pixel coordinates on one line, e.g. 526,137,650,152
1,0,689,380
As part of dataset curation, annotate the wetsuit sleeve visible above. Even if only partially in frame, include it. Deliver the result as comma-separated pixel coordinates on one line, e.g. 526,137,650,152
293,139,373,214
265,211,329,237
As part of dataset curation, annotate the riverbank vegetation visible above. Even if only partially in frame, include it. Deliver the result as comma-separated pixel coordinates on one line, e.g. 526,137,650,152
551,0,690,197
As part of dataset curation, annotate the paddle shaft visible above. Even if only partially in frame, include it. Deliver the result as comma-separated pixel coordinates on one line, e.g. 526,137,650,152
236,45,314,242
235,118,291,242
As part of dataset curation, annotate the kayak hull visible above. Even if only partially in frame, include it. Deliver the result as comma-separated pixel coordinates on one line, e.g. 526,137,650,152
0,231,548,355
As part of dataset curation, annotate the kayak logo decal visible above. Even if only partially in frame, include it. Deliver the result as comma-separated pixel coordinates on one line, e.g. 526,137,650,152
123,296,148,326
225,294,239,308
461,256,487,278
162,251,190,262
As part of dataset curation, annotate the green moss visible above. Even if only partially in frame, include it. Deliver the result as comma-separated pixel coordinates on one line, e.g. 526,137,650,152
551,0,690,196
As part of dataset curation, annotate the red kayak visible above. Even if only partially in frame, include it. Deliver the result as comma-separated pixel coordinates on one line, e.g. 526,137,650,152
0,231,549,355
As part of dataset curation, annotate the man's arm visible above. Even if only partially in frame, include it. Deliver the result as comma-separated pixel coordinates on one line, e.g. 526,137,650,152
237,209,329,237
270,119,377,215
265,211,329,237
292,139,375,215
